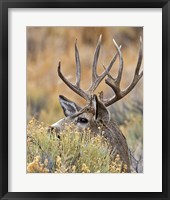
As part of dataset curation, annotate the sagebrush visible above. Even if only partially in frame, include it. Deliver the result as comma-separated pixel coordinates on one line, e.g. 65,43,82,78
27,118,129,173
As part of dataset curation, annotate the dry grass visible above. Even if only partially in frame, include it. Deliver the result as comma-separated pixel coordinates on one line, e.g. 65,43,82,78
27,118,129,173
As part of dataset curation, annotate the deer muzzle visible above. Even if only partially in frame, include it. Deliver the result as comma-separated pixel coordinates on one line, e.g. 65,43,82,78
48,118,66,135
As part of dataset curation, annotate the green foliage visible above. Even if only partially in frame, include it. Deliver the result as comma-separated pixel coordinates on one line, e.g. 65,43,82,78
122,113,143,159
27,118,128,173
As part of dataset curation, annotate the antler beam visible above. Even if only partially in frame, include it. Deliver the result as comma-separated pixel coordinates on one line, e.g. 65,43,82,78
58,61,90,101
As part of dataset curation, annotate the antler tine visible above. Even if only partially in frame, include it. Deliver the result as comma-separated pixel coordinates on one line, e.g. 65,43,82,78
135,36,143,75
113,39,123,85
92,34,102,82
121,36,143,96
102,37,143,107
58,61,90,101
88,35,119,94
75,39,81,87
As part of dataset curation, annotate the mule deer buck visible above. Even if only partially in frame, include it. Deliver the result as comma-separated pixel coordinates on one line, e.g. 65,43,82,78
49,35,143,172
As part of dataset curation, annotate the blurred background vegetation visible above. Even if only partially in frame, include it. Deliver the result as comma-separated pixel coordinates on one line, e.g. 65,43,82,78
27,27,143,161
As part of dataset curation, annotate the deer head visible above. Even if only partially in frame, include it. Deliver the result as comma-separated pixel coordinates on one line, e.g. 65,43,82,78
50,93,111,135
49,35,143,172
49,35,143,135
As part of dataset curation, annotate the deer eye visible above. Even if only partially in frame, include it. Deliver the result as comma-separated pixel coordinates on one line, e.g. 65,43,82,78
77,117,88,123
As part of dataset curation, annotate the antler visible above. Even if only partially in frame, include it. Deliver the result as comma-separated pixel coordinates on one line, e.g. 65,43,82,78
58,35,118,103
58,40,89,101
58,35,143,106
101,37,143,107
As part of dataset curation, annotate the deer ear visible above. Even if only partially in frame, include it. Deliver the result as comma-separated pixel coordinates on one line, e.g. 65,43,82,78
59,95,81,117
92,94,110,124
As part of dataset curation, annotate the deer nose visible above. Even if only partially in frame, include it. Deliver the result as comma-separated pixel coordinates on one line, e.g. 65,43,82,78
48,126,60,134
48,126,53,133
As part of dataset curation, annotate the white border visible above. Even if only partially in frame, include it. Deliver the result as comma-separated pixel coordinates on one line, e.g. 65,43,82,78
8,8,162,192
